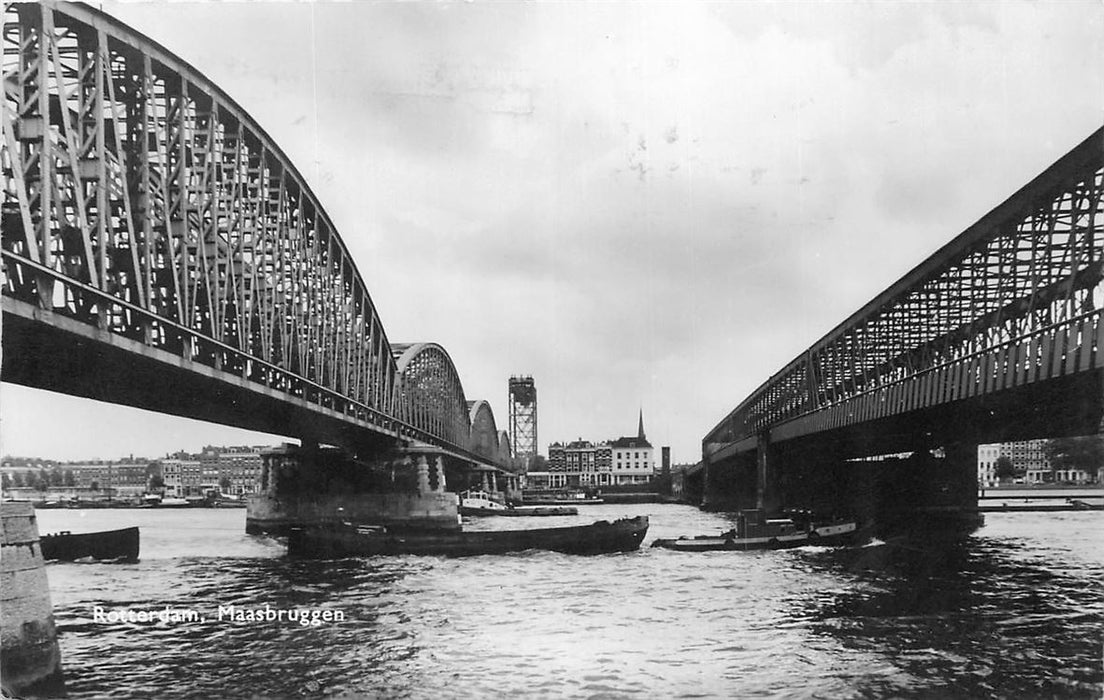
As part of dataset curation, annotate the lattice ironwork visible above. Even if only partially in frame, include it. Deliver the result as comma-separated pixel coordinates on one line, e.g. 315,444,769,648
392,343,471,448
0,2,502,464
468,400,509,463
706,127,1104,452
508,375,537,460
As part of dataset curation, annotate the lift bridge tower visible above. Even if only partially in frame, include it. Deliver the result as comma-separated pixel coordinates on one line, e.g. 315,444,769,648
508,376,538,464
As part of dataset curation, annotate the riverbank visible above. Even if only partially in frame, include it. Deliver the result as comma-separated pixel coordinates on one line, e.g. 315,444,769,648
977,486,1103,512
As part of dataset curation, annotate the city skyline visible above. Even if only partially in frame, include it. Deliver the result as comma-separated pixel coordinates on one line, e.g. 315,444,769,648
2,1,1102,463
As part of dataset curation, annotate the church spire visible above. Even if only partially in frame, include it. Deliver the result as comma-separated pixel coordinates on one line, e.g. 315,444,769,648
637,408,645,441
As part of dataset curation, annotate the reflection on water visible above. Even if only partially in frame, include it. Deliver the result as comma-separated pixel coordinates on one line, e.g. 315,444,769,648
33,506,1104,699
802,516,1104,699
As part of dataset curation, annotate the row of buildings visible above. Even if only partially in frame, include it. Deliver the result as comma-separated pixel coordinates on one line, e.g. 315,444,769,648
976,439,1094,487
160,445,265,497
525,411,668,489
1,445,270,499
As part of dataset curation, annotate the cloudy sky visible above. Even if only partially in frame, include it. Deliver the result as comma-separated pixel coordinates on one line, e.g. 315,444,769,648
2,1,1102,463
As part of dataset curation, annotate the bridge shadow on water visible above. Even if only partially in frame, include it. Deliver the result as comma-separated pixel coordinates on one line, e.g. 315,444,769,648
791,522,1104,699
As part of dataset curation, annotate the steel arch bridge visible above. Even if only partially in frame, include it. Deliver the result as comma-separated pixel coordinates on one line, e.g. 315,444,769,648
0,1,506,466
703,126,1104,468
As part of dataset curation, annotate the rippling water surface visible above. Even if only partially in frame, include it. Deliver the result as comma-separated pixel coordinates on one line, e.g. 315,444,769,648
35,504,1103,699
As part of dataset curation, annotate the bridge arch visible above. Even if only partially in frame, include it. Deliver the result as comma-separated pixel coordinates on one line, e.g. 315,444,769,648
497,430,514,465
467,400,501,461
392,343,471,447
0,2,529,461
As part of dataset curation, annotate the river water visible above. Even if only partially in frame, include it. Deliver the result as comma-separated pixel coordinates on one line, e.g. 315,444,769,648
34,504,1103,699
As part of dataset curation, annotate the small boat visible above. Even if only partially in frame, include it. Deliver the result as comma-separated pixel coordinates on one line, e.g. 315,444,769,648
39,526,140,562
156,497,191,508
652,510,857,552
459,490,578,517
522,490,604,506
213,498,248,508
287,515,649,558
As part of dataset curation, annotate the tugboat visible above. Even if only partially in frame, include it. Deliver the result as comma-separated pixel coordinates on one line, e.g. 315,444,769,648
651,509,856,552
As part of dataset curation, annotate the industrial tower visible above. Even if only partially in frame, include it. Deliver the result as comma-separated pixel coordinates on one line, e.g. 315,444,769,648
508,376,538,463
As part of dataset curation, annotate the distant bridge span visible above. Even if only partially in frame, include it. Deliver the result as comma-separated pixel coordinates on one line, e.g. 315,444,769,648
0,2,510,467
693,127,1103,513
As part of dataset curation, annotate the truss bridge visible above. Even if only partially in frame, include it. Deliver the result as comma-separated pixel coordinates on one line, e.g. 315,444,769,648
1,2,512,470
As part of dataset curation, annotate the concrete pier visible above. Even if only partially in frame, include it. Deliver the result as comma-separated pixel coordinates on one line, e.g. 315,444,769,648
1,502,64,697
245,444,461,535
701,438,983,538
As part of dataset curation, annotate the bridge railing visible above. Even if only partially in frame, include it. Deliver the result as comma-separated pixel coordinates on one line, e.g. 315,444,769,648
705,127,1103,453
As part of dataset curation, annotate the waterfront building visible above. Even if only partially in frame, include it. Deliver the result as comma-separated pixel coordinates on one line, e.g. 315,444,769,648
2,446,269,498
62,458,151,491
609,411,655,485
547,440,613,487
1054,466,1093,483
161,454,203,498
977,444,1000,488
975,439,1091,484
1005,439,1052,483
161,446,266,497
523,471,554,490
212,445,266,495
544,411,657,488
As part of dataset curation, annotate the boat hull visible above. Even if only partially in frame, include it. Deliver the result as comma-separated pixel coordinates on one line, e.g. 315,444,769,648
652,522,857,552
39,527,140,562
288,516,648,558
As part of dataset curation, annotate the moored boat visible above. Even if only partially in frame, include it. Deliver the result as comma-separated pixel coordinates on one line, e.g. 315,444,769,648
39,526,140,562
522,489,604,506
652,510,857,552
459,490,577,517
465,505,579,517
287,515,648,558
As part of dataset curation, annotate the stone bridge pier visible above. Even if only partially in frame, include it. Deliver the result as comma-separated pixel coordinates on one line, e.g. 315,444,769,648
703,436,981,537
245,443,464,535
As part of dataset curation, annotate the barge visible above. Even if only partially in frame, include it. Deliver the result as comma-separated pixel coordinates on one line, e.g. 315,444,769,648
288,515,649,558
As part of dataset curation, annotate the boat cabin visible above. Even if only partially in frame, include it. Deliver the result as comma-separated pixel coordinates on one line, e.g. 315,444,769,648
734,510,804,538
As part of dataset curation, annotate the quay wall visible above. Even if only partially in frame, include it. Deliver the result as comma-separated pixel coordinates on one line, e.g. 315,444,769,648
1,502,64,697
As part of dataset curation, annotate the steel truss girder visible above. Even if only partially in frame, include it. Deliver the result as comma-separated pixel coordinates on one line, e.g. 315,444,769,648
1,1,498,465
706,127,1104,450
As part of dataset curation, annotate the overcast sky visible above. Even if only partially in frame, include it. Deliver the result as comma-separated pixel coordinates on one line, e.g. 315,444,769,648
2,1,1102,463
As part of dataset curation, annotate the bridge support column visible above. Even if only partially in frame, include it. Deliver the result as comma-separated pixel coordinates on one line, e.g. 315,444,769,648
245,444,460,535
701,452,757,512
682,463,705,506
416,456,432,494
867,444,982,537
756,434,782,515
435,458,447,494
936,442,983,527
